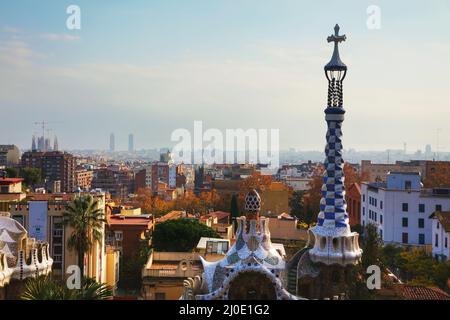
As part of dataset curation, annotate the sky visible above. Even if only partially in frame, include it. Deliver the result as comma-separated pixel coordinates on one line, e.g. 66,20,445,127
0,0,449,152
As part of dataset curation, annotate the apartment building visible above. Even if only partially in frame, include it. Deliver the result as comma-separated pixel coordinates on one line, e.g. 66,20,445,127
361,172,450,247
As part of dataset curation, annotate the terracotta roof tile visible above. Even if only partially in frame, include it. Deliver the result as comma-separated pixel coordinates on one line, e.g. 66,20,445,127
397,285,450,300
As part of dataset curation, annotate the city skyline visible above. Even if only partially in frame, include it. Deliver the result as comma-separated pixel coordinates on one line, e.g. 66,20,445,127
0,1,449,152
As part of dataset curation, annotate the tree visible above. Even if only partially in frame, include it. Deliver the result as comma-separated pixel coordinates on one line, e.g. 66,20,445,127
63,195,105,276
360,223,383,270
239,172,272,198
152,219,219,252
20,276,112,300
303,166,323,223
119,242,152,291
348,223,383,300
20,167,42,187
230,194,240,223
289,190,315,227
5,167,18,178
343,162,369,191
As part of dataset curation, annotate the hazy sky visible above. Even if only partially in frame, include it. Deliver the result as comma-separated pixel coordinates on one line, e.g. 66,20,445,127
0,0,449,152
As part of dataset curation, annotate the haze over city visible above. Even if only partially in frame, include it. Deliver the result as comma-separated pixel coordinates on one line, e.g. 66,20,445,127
0,0,449,152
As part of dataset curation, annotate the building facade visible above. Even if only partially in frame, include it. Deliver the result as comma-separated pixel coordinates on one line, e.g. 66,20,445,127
0,145,20,168
346,182,361,227
5,192,109,281
429,211,450,261
360,160,423,182
361,172,450,246
21,151,76,193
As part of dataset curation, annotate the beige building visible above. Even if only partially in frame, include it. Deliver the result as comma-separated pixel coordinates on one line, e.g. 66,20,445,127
260,182,291,216
142,240,227,300
361,160,423,182
0,145,20,168
76,168,94,191
266,213,308,243
142,251,203,300
4,191,110,282
0,178,26,202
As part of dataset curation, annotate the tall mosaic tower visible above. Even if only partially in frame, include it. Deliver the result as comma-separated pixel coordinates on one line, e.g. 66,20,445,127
308,24,362,266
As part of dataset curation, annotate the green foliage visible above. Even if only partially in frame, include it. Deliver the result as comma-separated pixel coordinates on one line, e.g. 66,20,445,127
347,223,384,300
152,219,219,252
119,243,152,291
63,195,105,275
20,276,112,300
360,223,383,270
20,167,42,187
5,167,18,178
380,245,450,292
289,190,315,226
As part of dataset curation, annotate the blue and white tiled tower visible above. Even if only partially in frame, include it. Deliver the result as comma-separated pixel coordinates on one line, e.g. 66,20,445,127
308,25,362,266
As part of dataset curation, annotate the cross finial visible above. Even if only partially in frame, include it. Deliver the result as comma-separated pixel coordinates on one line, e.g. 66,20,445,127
327,24,346,45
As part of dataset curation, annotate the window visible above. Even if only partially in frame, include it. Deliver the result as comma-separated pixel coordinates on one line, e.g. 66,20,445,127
155,292,166,300
363,207,365,216
437,222,440,229
374,212,377,222
402,217,408,227
363,195,365,202
435,234,439,247
445,238,448,249
380,201,383,210
436,204,442,212
12,215,25,227
405,180,412,190
380,215,383,224
419,204,425,213
402,203,408,212
418,218,424,229
402,233,409,244
379,229,383,239
114,231,123,241
419,234,425,245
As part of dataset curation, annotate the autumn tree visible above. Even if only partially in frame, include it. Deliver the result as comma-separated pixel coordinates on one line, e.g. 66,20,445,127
289,190,315,227
239,172,272,199
303,166,323,222
343,162,370,190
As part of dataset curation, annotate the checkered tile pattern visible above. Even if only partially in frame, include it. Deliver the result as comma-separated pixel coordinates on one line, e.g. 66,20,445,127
317,115,349,230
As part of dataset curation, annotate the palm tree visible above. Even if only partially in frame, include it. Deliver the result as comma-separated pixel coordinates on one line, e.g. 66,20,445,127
64,194,105,276
20,276,113,300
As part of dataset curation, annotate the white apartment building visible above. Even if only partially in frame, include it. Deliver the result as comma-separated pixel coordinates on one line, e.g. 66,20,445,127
361,172,450,247
430,211,450,261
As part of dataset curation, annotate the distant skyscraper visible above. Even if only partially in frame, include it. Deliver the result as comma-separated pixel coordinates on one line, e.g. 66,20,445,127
31,136,37,151
54,136,59,151
128,134,134,152
109,133,115,152
425,144,432,155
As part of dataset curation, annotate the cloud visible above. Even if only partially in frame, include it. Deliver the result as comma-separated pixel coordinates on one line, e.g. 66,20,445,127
40,33,80,42
1,26,22,34
0,39,33,67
